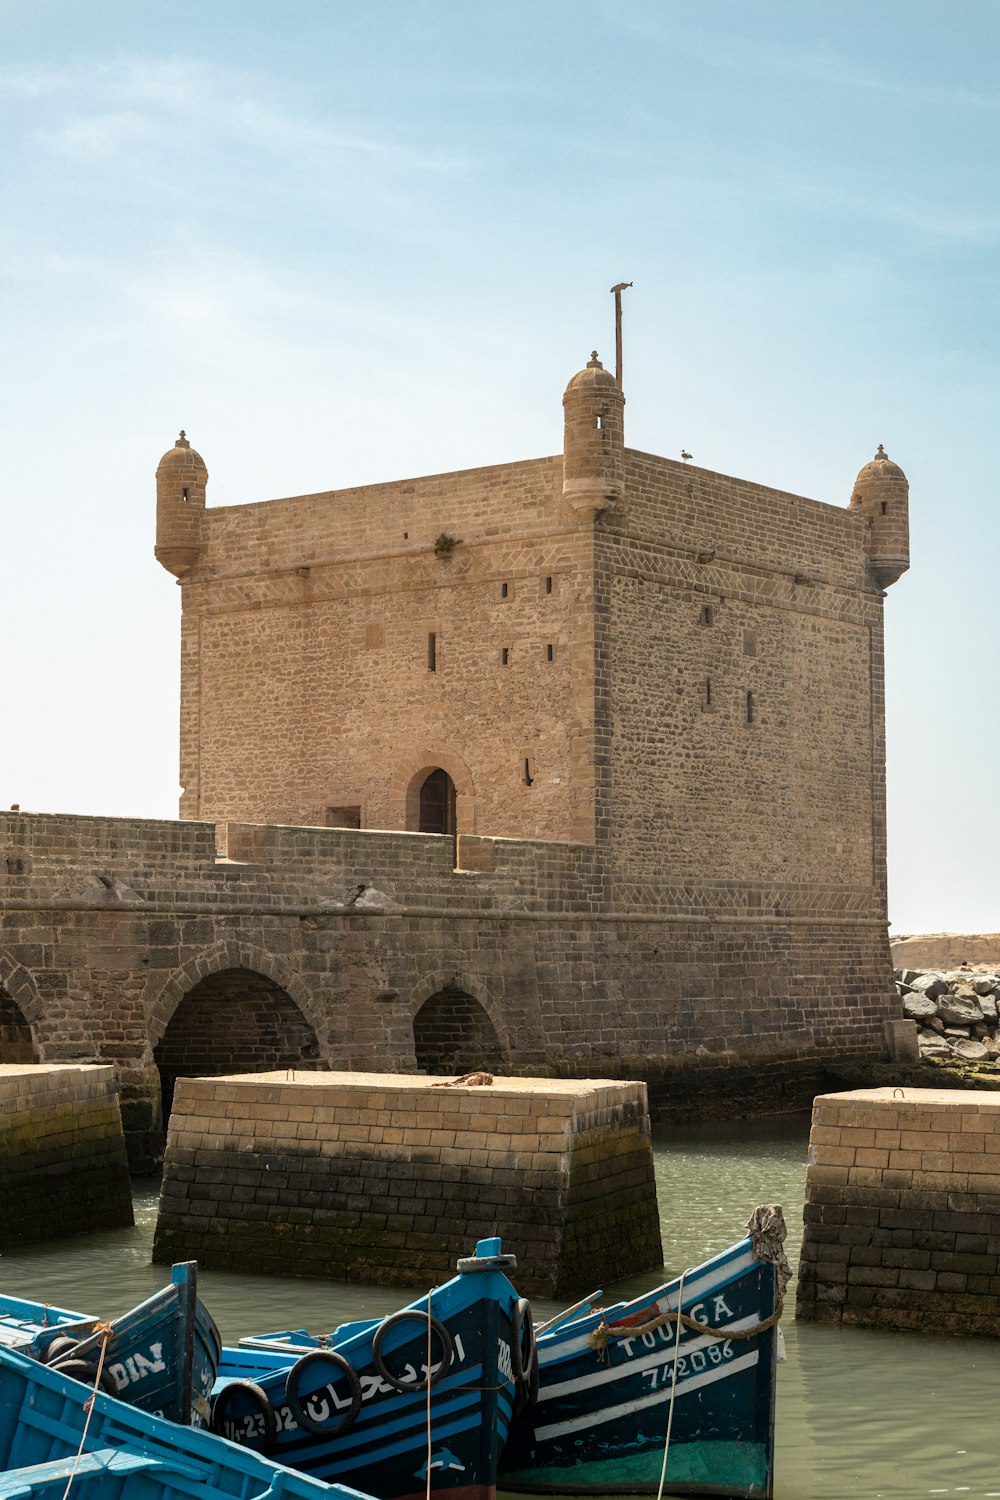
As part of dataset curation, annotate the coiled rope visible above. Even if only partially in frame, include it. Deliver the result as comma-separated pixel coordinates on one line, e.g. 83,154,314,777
588,1296,784,1353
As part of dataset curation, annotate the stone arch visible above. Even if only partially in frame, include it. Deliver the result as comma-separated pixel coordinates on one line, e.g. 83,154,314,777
0,949,42,1062
147,943,325,1123
409,973,509,1076
147,942,322,1051
386,748,476,835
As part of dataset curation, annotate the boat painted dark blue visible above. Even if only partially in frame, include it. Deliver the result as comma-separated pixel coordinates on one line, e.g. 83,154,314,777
0,1339,372,1500
0,1265,221,1427
498,1207,788,1500
211,1237,529,1500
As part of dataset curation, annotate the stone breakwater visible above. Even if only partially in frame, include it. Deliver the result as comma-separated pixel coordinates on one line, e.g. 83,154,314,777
896,969,1000,1063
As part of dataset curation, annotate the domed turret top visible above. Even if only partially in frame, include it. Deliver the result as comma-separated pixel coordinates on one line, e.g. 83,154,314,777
157,430,207,471
855,444,907,485
564,351,620,394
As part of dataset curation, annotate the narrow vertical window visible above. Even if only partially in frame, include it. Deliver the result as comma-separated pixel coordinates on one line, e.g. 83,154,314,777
701,604,714,626
500,581,509,599
595,415,603,430
182,488,189,503
544,576,553,595
546,643,554,662
705,678,712,707
523,758,534,786
501,647,510,666
746,691,755,724
428,632,437,672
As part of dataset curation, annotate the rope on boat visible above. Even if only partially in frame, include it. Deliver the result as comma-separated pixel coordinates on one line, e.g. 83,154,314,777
588,1296,784,1353
590,1204,789,1353
655,1266,686,1500
424,1289,433,1500
60,1321,113,1500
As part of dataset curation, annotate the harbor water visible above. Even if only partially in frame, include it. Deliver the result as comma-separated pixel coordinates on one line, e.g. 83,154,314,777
3,1115,1000,1499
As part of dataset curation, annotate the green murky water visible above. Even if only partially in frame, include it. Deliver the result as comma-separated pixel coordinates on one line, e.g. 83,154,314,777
3,1116,999,1499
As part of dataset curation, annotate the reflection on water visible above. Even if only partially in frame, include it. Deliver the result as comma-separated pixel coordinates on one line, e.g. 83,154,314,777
3,1116,1000,1498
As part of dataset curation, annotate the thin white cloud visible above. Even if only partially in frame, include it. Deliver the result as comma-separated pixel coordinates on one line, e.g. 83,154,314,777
5,56,474,174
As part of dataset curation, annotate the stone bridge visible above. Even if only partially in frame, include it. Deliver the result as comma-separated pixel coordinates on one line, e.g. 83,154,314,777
1,810,897,1171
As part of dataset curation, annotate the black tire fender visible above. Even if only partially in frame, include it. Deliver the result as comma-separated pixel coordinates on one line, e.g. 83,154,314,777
51,1358,118,1397
512,1297,536,1386
210,1379,277,1451
42,1336,80,1365
284,1350,362,1437
372,1310,453,1393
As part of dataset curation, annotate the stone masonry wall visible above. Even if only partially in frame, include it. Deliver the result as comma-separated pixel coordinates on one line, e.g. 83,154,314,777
180,456,600,843
0,809,898,1170
797,1087,1000,1336
0,1064,133,1248
153,1072,663,1298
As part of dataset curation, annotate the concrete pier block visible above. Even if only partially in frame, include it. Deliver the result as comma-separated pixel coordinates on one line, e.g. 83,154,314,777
797,1086,1000,1336
0,1064,134,1248
153,1071,663,1296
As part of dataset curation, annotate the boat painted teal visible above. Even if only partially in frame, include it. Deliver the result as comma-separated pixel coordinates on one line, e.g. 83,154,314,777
498,1209,787,1499
212,1238,530,1500
0,1341,372,1500
0,1265,220,1427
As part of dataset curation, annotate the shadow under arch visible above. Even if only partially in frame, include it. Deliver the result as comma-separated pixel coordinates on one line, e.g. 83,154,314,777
409,973,509,1077
147,943,326,1124
387,748,476,835
0,949,42,1062
147,942,323,1052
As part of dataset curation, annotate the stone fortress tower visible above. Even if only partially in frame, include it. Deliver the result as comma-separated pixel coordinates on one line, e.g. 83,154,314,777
0,346,911,1170
145,349,908,1115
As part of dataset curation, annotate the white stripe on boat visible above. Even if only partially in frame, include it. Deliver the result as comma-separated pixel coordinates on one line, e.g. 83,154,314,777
534,1351,760,1441
535,1317,760,1404
537,1250,757,1366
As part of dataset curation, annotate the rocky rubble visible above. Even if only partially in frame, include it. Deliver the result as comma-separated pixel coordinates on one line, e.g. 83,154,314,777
896,968,1000,1061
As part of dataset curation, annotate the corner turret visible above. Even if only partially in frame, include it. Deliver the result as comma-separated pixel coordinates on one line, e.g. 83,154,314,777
155,431,206,577
562,352,625,521
849,444,909,589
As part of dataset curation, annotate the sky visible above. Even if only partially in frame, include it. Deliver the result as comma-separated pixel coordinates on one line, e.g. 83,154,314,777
1,0,998,935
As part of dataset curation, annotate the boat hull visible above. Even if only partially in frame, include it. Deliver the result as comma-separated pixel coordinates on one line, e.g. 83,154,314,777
499,1240,778,1500
215,1243,524,1500
0,1341,371,1500
0,1263,221,1427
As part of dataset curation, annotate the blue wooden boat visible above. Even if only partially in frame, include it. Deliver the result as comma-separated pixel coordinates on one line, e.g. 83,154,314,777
0,1340,372,1500
0,1265,221,1427
497,1206,789,1500
211,1237,529,1500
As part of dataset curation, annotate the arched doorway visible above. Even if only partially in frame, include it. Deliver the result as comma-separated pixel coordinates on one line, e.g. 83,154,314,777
413,986,505,1075
418,769,456,834
0,989,36,1063
153,968,320,1122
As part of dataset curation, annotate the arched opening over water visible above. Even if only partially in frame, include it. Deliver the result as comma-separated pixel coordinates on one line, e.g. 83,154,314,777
413,985,506,1075
0,989,36,1064
153,967,320,1122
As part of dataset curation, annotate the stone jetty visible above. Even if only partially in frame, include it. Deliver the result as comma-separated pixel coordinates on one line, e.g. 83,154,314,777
896,968,1000,1063
0,1064,133,1247
797,1086,1000,1337
153,1071,663,1297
